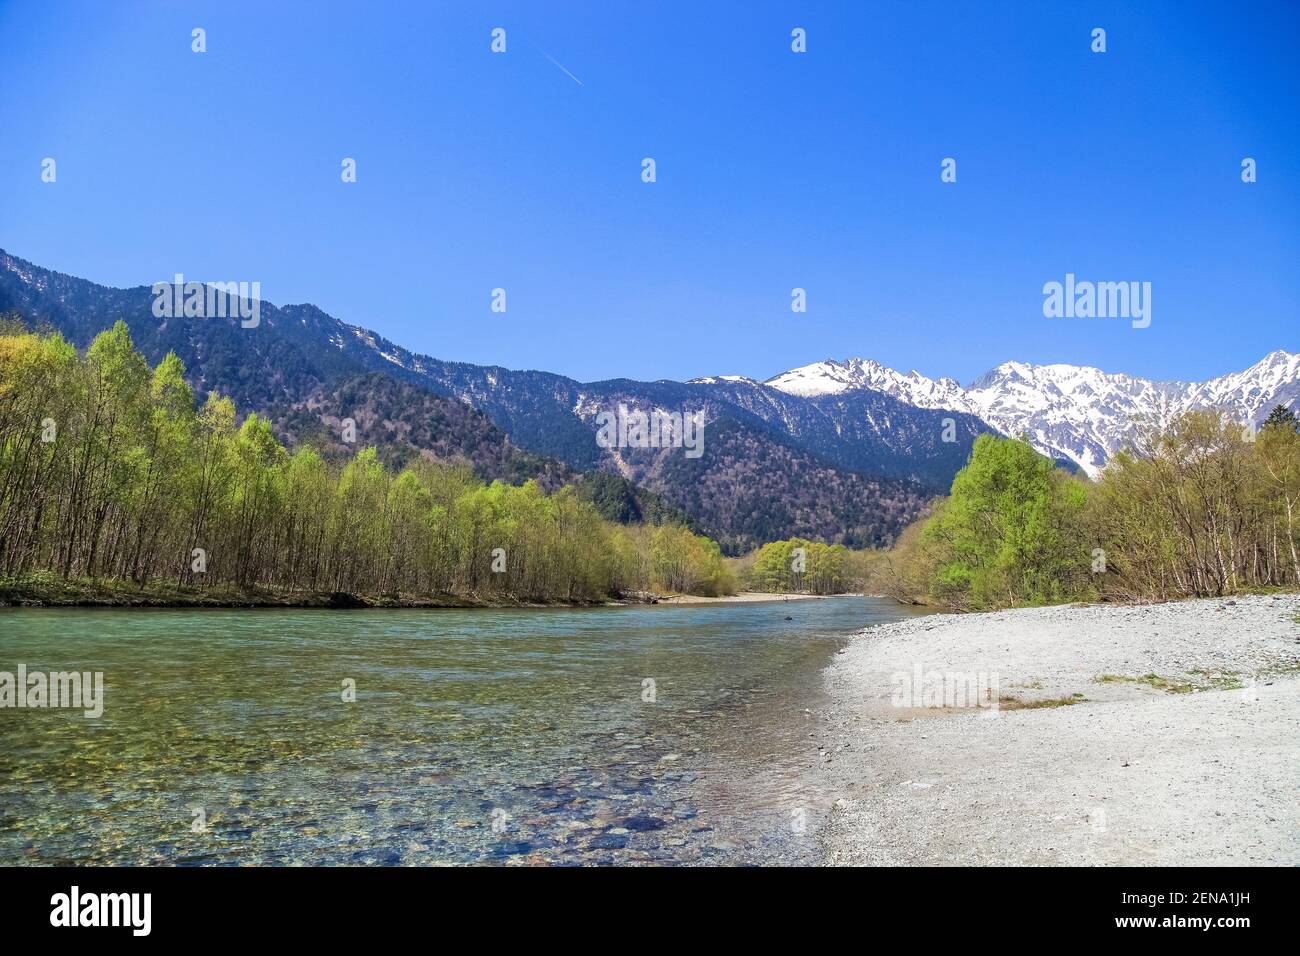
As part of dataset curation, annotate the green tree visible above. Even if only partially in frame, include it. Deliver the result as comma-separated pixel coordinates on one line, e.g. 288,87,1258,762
924,435,1090,609
1258,418,1300,584
1262,404,1298,433
0,326,740,603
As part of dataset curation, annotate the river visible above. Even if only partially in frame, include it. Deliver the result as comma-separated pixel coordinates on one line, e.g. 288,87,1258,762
0,596,929,865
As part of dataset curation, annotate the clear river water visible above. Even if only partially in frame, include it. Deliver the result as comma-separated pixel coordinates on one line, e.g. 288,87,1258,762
0,596,929,865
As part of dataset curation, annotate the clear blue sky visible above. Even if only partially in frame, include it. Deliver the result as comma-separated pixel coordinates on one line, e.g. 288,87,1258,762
1,1,1296,385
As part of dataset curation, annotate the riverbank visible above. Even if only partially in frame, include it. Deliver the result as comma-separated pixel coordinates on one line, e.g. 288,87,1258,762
814,593,1300,865
0,576,830,610
0,576,609,609
653,591,826,606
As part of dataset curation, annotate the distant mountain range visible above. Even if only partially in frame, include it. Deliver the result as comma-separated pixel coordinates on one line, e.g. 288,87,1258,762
0,251,934,552
2,249,1295,550
762,354,1300,477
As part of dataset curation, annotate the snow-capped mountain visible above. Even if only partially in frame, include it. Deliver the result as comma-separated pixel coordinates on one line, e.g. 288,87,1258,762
3,244,1295,538
765,352,1300,477
0,249,942,553
765,357,968,409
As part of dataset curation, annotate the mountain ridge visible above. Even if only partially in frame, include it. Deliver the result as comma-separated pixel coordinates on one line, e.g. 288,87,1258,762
762,351,1300,476
0,249,935,552
5,248,1293,546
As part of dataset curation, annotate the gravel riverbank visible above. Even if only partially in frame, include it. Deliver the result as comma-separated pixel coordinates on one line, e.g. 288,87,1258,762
814,594,1300,865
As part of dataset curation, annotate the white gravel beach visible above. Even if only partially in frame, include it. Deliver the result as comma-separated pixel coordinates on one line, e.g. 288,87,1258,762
815,594,1300,866
653,591,825,605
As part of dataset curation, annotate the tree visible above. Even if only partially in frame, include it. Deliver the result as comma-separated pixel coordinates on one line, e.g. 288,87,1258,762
0,327,746,602
1262,404,1299,433
923,435,1090,609
1258,420,1300,584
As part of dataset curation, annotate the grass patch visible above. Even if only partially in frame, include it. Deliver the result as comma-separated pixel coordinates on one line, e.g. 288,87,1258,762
1099,661,1300,695
1186,668,1245,691
998,695,1083,710
1096,673,1194,693
1260,660,1300,678
1096,669,1259,693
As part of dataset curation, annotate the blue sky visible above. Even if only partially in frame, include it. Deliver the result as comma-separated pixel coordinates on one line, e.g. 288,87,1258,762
1,0,1296,385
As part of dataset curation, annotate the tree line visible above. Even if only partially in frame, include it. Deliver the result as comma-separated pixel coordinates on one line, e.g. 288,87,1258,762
735,538,864,595
0,322,735,601
873,408,1300,610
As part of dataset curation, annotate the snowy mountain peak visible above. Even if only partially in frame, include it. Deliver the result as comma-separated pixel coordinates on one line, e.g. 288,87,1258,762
763,351,1300,478
763,357,970,410
762,358,869,396
687,374,762,386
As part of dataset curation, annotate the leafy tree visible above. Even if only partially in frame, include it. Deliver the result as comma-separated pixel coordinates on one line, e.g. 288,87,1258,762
0,326,739,601
922,435,1090,609
1262,404,1299,433
881,411,1300,607
1257,419,1300,584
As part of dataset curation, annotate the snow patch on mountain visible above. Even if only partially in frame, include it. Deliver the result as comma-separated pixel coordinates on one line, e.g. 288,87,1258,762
765,352,1300,477
765,358,968,409
688,374,762,386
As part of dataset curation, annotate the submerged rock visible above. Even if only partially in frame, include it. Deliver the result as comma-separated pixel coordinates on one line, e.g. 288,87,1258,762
622,815,668,832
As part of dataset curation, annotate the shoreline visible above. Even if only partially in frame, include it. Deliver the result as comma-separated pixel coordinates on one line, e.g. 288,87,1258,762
0,578,828,611
0,580,597,610
652,591,827,606
810,593,1300,865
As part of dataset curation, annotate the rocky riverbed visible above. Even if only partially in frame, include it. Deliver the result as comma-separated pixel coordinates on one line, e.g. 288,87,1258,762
813,594,1300,865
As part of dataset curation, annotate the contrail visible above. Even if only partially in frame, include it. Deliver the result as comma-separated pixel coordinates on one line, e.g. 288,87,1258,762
537,46,582,86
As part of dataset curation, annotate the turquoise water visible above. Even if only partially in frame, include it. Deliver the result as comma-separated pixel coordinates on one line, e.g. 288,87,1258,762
0,597,926,865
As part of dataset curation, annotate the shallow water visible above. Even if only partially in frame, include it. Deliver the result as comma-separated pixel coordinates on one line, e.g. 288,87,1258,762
0,596,928,865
